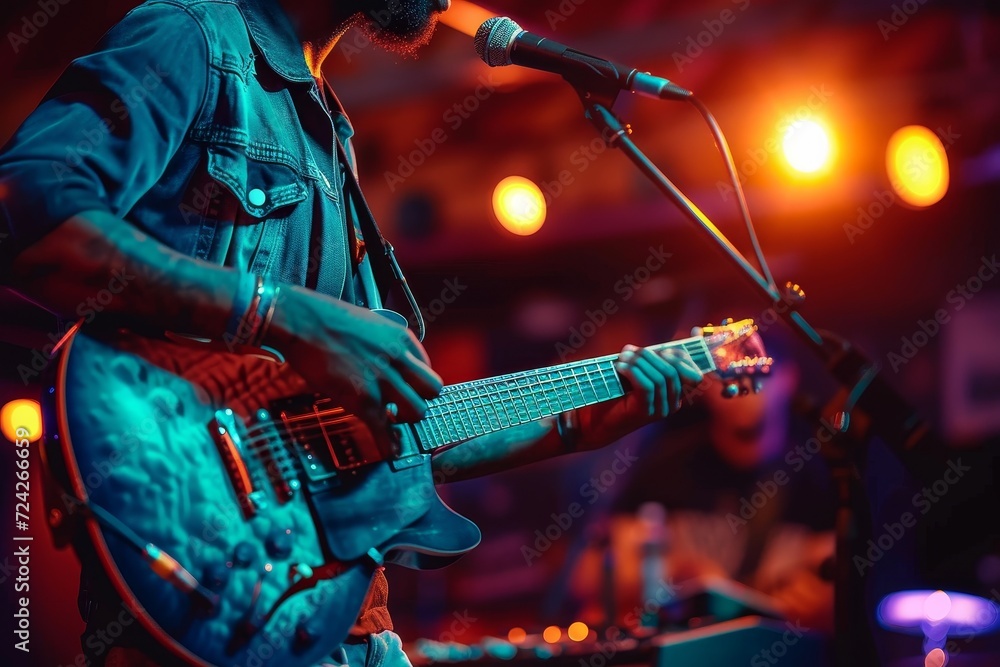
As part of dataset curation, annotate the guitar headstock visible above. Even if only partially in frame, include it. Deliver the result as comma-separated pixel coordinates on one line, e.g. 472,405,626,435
698,318,773,398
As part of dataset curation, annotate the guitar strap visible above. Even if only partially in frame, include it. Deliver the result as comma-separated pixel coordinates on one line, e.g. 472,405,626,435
334,135,427,341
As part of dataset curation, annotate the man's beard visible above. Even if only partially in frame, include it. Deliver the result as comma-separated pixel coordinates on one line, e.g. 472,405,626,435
354,0,441,57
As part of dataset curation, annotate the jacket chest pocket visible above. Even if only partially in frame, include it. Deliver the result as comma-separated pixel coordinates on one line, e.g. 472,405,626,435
203,144,308,273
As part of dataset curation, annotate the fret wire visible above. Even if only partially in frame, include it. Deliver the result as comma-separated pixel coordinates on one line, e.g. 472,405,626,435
413,421,431,449
568,365,586,407
560,367,579,411
581,363,600,404
513,381,531,423
518,375,543,420
529,369,556,416
590,361,611,400
428,414,450,448
451,391,470,442
463,388,484,437
465,387,489,438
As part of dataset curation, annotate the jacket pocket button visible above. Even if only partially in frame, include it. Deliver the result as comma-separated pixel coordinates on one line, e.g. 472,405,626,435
248,188,267,207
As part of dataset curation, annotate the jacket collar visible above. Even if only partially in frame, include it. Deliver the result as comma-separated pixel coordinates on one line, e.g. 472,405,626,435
238,0,313,83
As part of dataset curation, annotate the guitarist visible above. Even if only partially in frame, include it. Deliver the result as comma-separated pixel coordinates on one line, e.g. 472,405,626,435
0,0,704,665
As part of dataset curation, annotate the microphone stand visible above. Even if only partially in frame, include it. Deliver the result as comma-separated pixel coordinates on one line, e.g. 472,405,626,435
570,86,959,666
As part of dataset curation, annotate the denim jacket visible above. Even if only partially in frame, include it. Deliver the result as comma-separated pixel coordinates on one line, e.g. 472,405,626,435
0,0,362,302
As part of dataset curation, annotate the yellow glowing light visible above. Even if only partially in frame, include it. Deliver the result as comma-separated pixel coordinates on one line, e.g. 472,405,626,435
542,625,561,643
886,125,949,208
507,627,527,644
1,399,42,443
492,176,546,236
782,119,832,174
567,622,589,642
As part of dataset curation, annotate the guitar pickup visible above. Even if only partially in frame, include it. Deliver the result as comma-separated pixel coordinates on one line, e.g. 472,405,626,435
211,409,263,519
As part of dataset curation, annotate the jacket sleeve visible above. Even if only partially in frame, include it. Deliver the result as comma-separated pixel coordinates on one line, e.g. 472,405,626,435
0,2,209,271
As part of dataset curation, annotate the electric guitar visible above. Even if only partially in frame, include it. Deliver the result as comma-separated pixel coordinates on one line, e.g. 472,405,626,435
40,317,770,667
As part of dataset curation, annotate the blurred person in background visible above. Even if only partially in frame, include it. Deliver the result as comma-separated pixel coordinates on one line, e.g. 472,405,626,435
573,359,837,633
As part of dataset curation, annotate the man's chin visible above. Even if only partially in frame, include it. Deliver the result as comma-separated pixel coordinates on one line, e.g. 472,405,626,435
381,16,439,56
359,0,443,57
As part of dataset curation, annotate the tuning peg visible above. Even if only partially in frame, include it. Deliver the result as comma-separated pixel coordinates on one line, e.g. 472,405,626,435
721,383,739,399
783,281,806,304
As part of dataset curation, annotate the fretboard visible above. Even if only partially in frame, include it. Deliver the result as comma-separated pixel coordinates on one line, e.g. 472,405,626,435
412,336,715,452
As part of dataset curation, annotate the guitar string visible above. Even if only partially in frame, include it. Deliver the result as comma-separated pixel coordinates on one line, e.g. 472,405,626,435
231,368,617,452
226,338,710,454
229,338,714,451
212,339,724,487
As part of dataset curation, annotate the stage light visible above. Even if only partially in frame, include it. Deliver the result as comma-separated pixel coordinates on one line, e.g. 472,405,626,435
924,590,951,623
567,622,589,642
886,125,949,208
542,625,561,643
924,648,947,667
507,627,526,644
878,589,1000,633
492,176,546,236
1,399,42,443
782,119,832,174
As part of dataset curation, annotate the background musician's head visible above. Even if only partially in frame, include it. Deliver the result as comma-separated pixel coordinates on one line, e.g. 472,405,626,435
701,362,799,471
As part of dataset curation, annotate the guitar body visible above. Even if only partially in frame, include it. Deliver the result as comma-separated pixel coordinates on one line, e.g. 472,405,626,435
41,326,481,667
40,316,767,667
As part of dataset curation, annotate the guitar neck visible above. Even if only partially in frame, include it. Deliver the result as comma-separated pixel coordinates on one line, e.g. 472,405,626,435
412,336,715,452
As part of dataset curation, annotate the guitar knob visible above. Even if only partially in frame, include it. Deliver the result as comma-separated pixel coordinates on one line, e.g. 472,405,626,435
233,541,257,568
721,383,739,399
266,529,293,559
203,563,232,592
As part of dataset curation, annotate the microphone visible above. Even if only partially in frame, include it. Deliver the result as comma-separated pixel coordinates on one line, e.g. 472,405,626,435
474,17,692,101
